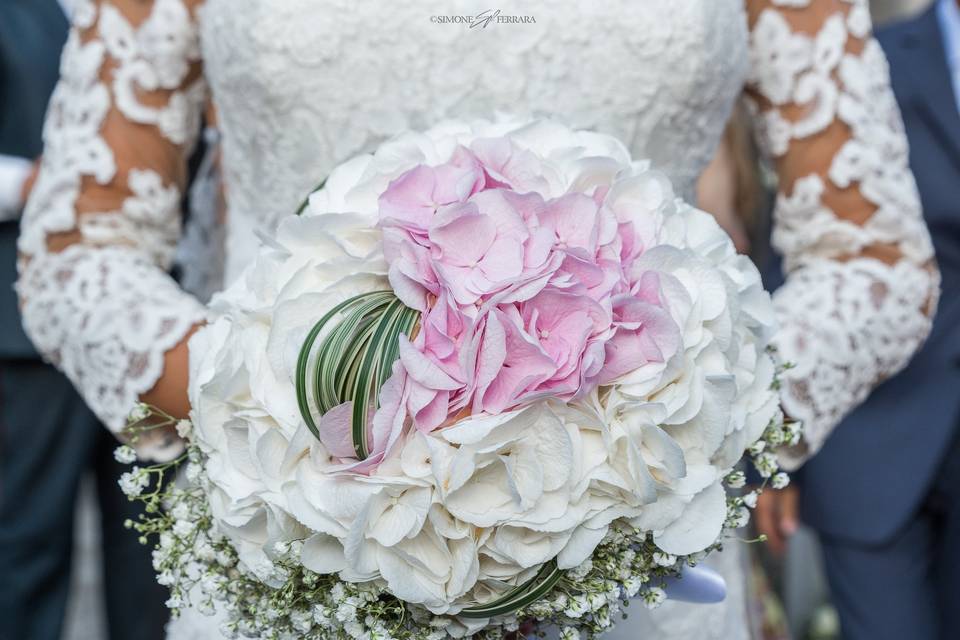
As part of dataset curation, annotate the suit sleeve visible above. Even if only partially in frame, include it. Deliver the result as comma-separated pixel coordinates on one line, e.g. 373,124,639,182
744,0,939,466
16,0,207,433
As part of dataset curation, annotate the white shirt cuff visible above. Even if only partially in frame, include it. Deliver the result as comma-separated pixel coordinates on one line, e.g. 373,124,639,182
0,155,34,222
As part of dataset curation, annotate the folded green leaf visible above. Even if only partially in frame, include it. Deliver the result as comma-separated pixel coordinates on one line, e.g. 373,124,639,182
459,560,563,619
295,291,418,460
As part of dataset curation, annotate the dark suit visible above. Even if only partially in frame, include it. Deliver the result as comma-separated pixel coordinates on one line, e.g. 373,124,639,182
798,6,960,639
0,2,168,639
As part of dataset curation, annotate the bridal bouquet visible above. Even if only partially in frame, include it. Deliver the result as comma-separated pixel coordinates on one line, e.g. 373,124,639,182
120,118,798,639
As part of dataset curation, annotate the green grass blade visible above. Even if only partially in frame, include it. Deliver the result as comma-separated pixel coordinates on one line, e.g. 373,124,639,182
459,561,563,619
294,178,328,216
295,290,419,460
351,299,416,457
296,293,377,439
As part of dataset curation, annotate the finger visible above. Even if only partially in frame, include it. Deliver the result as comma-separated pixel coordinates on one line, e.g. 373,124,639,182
778,487,799,538
754,493,785,556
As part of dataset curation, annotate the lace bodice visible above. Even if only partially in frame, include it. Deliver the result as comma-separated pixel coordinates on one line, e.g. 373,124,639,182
200,0,749,280
17,0,938,469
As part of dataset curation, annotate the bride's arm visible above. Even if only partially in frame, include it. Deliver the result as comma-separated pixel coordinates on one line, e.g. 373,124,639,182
743,0,939,465
16,0,208,442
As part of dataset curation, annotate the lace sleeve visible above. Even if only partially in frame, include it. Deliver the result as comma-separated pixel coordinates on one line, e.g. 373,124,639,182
16,0,208,434
744,0,939,465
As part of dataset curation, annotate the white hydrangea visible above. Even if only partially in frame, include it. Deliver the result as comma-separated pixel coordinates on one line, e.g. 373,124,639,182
183,117,781,630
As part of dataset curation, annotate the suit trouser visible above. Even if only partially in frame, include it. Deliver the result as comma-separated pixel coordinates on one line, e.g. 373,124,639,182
818,430,960,640
0,359,169,640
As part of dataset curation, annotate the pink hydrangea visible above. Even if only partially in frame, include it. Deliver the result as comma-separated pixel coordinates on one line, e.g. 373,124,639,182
316,138,685,462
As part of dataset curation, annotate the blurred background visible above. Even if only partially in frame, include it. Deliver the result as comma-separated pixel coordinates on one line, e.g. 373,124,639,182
873,0,932,21
0,0,941,639
694,2,941,640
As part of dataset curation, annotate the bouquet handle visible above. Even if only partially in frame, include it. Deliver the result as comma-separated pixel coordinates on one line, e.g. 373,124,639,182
662,565,727,604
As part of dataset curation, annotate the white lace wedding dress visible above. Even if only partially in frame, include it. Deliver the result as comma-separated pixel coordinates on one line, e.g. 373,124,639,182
16,0,937,638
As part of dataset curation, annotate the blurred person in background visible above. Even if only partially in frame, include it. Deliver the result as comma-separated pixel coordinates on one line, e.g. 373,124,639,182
0,1,168,639
698,103,798,640
756,0,960,638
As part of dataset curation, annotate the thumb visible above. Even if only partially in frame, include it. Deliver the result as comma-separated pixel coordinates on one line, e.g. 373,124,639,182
754,490,784,556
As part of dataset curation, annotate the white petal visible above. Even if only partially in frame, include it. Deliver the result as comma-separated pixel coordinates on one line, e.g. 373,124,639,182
368,487,432,547
654,480,727,555
301,533,346,574
557,524,609,569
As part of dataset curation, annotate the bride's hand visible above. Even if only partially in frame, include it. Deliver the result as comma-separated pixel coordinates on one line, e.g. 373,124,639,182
141,325,203,421
754,484,799,557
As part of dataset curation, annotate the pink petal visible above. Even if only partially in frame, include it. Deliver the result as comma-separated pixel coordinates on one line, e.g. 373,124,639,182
524,226,555,270
317,402,358,459
433,262,481,306
388,264,429,312
434,146,485,202
524,289,609,335
540,193,601,252
521,289,610,391
471,137,548,193
398,334,462,391
407,380,438,416
557,252,605,291
470,137,519,188
468,189,530,240
471,313,507,411
493,251,565,305
422,295,458,361
383,228,439,296
379,166,438,231
600,303,682,383
580,339,608,385
635,271,663,306
479,310,556,414
543,312,596,376
429,202,496,266
478,236,524,282
369,361,410,456
414,389,450,432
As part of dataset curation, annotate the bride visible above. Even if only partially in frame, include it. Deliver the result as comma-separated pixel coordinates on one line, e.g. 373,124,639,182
16,0,937,638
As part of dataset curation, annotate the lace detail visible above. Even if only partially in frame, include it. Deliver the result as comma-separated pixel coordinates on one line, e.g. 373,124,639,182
17,0,207,433
17,0,936,512
199,0,751,281
772,258,932,434
17,246,206,430
745,0,938,463
13,0,938,636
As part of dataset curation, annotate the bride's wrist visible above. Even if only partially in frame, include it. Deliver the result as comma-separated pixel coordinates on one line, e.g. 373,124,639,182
140,322,204,420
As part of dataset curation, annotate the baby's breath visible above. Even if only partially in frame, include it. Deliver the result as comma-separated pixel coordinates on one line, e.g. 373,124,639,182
120,361,796,639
